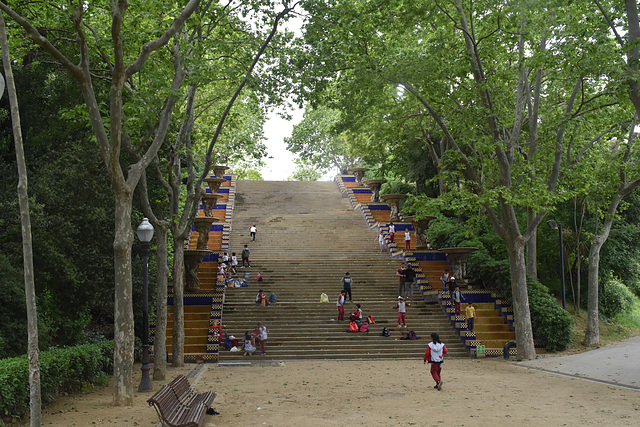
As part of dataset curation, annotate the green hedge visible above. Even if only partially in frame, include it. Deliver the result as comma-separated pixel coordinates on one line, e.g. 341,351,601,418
600,275,635,319
528,280,574,351
0,340,113,419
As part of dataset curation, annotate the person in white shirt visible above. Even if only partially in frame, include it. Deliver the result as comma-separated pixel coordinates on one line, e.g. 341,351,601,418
377,231,386,252
250,225,257,242
392,296,410,328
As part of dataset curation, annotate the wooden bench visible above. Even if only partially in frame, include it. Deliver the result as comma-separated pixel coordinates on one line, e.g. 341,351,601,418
147,375,215,427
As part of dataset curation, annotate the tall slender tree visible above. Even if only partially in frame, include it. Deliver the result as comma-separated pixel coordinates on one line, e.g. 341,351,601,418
0,12,41,426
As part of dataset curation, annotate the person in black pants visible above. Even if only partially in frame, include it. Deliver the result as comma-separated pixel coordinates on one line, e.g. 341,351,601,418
341,272,353,302
404,264,416,300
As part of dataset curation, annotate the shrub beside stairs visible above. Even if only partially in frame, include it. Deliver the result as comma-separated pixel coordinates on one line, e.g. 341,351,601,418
219,180,467,360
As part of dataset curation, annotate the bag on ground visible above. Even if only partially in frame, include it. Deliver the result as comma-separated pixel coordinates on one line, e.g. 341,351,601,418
381,327,391,337
349,321,359,333
367,314,375,324
268,293,277,303
320,292,330,303
360,322,369,333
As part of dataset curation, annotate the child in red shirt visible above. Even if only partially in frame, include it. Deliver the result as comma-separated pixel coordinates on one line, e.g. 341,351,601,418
424,332,448,390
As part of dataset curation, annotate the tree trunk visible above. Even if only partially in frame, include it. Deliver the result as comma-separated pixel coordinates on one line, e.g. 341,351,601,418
0,13,42,426
153,225,169,380
526,208,537,279
504,234,537,360
112,192,135,405
171,241,185,366
584,234,605,346
583,191,632,345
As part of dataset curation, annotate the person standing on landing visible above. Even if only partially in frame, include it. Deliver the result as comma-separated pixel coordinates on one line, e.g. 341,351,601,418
452,286,465,315
336,290,346,321
341,272,353,302
250,224,257,242
424,332,447,390
241,244,250,267
465,302,477,332
392,296,410,328
404,230,411,251
388,222,396,243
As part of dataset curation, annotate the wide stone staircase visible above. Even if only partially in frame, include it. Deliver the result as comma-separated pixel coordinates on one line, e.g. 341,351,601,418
219,180,467,360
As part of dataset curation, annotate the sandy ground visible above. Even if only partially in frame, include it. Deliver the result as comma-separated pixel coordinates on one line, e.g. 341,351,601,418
16,337,640,427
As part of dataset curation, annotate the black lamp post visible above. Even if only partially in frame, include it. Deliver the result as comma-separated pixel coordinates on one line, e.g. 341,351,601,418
547,219,566,310
137,218,154,392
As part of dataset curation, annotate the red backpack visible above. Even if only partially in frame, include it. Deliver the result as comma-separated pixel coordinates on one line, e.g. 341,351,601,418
349,322,359,333
359,322,369,333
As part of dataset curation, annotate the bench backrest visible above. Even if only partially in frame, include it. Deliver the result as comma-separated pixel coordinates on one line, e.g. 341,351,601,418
147,375,193,415
169,375,194,402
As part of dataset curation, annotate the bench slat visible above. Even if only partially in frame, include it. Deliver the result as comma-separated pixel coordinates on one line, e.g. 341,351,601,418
147,375,215,427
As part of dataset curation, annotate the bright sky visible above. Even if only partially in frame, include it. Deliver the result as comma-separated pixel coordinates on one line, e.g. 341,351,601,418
259,107,303,180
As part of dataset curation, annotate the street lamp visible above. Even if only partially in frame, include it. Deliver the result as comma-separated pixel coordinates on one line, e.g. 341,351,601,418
546,219,566,310
137,218,154,392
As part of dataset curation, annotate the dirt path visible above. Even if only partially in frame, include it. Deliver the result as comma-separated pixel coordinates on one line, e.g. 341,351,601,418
20,337,640,427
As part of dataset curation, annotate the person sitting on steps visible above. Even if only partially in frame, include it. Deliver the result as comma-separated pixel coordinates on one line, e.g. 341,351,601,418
255,289,270,306
349,303,363,323
243,331,256,356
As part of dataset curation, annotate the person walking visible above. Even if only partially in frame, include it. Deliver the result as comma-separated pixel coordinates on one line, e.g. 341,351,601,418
377,230,386,252
250,224,257,242
447,276,457,295
388,222,396,243
392,296,410,328
440,268,450,293
465,302,477,332
404,230,411,251
396,263,406,298
341,272,353,302
241,244,250,268
452,286,465,315
404,263,416,300
230,252,238,272
336,290,346,321
254,322,269,356
424,332,448,390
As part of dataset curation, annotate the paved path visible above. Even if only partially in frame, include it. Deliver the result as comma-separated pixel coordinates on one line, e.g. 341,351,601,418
519,335,640,390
